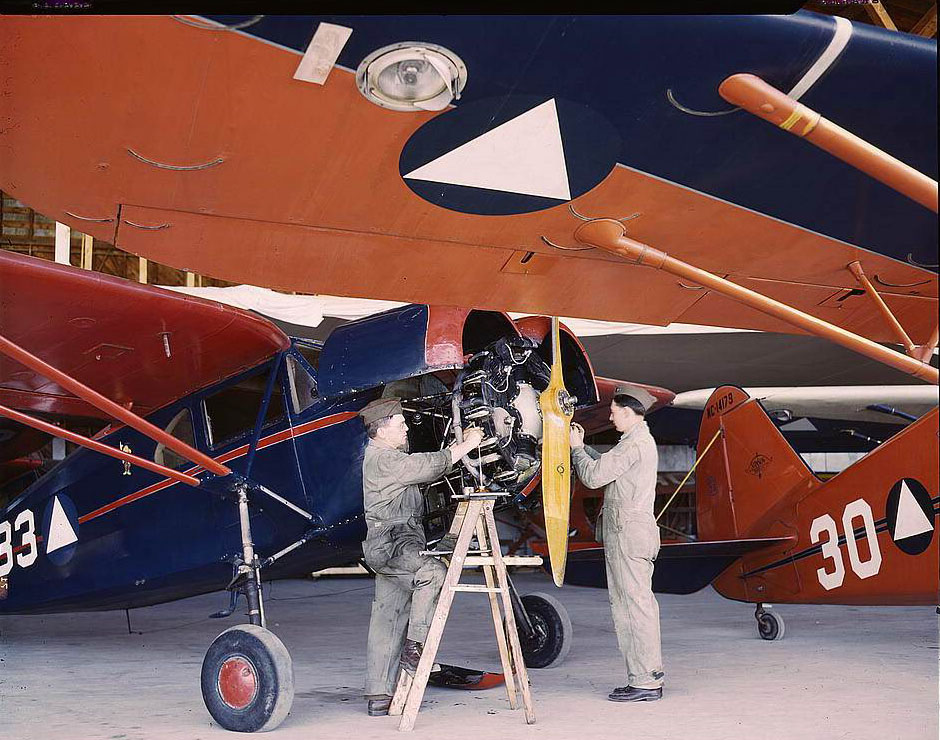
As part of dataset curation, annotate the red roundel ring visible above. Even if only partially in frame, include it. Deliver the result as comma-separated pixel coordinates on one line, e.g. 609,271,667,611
217,655,259,710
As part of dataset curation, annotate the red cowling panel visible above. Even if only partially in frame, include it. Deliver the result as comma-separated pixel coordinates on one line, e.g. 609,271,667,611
0,252,289,418
425,306,471,367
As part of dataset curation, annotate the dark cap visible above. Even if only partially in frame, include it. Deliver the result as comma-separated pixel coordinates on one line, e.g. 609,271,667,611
613,384,657,413
359,397,403,426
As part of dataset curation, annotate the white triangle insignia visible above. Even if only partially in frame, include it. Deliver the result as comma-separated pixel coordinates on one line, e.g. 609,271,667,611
780,418,817,432
893,481,932,540
46,496,78,554
404,99,572,200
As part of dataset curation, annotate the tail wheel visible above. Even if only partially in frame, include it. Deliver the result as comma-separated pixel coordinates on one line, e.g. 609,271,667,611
201,624,294,732
518,591,573,668
755,608,786,641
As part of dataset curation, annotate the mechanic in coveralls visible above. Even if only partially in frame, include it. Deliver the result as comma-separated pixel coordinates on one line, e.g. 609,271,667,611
569,385,665,702
359,397,484,716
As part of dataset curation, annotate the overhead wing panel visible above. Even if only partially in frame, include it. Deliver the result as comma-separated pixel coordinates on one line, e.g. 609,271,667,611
116,205,936,344
1,15,935,343
0,251,289,418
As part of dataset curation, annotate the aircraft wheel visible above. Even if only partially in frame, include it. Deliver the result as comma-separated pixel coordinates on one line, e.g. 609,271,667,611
201,624,294,732
756,608,785,641
518,591,573,668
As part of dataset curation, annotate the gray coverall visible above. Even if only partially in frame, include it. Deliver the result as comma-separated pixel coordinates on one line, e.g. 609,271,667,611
361,440,452,697
571,420,664,689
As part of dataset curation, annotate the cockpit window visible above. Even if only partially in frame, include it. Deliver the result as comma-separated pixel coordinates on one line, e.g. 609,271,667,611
204,367,286,449
286,354,318,414
154,408,196,470
295,342,321,371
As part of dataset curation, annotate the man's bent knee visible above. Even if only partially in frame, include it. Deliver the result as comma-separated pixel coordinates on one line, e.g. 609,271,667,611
413,559,446,590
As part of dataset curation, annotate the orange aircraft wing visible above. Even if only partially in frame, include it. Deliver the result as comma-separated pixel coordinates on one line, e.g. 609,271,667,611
0,16,935,346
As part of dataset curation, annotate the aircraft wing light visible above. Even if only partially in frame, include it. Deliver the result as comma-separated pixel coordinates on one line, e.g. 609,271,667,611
356,42,466,112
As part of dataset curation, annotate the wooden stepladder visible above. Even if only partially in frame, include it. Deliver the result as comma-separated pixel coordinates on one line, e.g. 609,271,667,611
390,493,539,731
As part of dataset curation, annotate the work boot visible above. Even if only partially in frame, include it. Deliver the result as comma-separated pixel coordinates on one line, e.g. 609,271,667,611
400,639,423,675
367,695,392,716
608,686,663,702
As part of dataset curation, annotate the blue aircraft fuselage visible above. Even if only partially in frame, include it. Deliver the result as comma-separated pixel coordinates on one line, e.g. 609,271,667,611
0,304,530,614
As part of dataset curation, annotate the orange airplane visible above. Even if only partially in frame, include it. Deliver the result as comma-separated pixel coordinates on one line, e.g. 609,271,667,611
545,385,937,639
694,385,938,636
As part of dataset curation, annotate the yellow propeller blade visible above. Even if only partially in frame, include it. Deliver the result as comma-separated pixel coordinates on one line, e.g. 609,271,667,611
538,317,574,587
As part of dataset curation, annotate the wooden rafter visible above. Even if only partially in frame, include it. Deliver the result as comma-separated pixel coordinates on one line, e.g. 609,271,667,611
865,0,899,30
911,3,938,37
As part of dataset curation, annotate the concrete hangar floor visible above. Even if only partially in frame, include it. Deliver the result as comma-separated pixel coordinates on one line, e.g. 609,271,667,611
1,571,935,740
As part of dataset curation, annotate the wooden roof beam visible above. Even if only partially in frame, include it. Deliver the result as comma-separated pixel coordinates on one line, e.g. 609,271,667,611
865,1,898,30
911,4,937,37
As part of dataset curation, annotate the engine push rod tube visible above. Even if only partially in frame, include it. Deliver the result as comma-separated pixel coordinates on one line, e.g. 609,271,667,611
573,220,939,385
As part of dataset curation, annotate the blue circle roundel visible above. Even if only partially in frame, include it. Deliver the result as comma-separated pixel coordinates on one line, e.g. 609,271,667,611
400,95,620,216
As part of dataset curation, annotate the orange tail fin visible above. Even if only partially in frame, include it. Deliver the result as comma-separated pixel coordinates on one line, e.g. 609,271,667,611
695,386,818,541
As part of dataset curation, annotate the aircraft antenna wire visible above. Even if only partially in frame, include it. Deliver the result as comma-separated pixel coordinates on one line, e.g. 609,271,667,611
655,428,722,523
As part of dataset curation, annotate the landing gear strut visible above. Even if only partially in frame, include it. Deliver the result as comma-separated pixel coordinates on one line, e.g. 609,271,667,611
509,576,573,668
755,603,785,641
201,481,295,732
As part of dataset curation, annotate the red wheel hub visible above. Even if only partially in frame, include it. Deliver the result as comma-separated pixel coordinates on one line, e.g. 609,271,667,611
218,655,258,710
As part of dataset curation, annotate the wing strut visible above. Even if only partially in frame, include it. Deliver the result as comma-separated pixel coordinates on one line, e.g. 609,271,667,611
0,333,231,476
718,74,938,213
574,220,939,385
0,404,200,486
847,260,917,356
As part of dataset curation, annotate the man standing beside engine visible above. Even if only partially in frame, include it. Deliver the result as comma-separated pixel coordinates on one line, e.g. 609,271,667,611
359,397,484,716
569,385,665,702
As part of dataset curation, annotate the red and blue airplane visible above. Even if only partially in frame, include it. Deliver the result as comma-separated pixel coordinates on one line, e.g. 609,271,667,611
0,249,671,731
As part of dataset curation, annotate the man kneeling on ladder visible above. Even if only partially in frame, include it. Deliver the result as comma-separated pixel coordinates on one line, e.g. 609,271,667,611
359,397,484,717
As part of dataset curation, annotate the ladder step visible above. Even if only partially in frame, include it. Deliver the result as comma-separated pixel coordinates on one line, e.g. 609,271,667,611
464,556,543,566
420,549,488,557
394,497,535,730
451,584,504,593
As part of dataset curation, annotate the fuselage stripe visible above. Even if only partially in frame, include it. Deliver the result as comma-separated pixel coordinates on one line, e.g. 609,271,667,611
740,496,939,578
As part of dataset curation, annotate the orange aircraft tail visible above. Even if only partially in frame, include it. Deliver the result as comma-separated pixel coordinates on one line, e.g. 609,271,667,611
695,386,819,542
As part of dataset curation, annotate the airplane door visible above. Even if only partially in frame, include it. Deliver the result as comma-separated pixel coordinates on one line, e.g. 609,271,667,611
200,359,309,555
283,347,367,555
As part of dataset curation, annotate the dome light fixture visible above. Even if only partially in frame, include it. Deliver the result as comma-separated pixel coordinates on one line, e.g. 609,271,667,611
356,42,467,112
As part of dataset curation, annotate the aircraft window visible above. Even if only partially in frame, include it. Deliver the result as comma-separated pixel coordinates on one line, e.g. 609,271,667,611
286,355,318,414
204,369,286,449
295,344,321,371
154,408,196,470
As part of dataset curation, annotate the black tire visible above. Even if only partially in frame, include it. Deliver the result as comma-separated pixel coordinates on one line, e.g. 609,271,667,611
756,609,786,641
201,624,294,732
518,591,573,668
